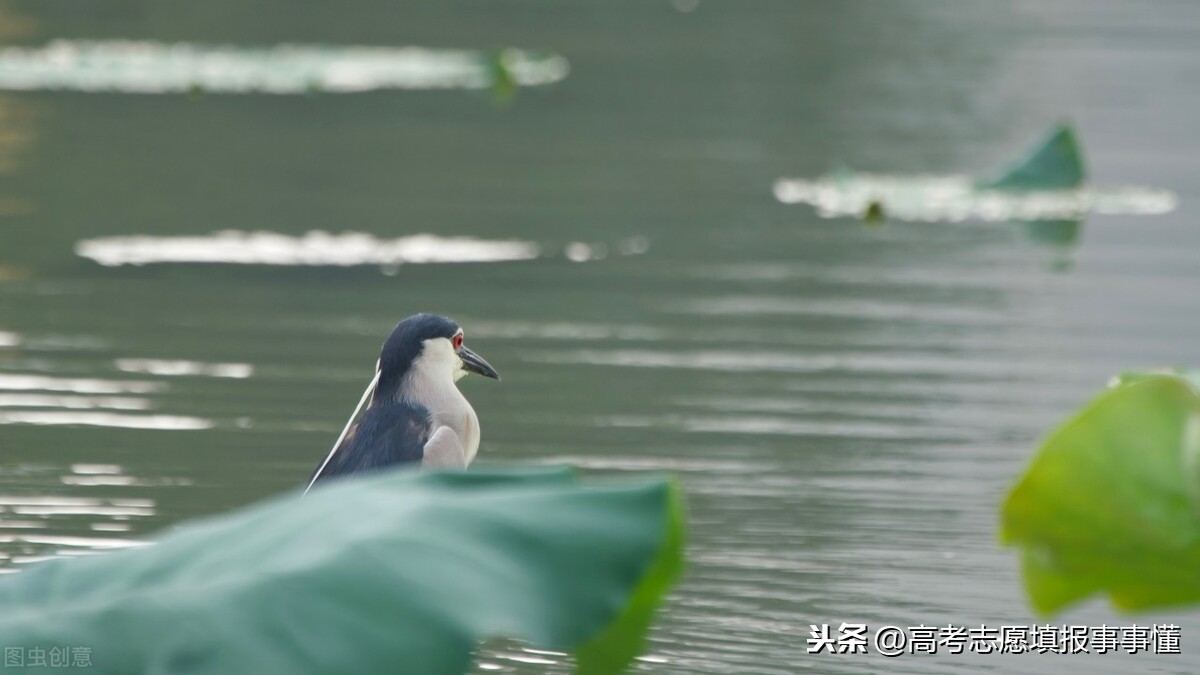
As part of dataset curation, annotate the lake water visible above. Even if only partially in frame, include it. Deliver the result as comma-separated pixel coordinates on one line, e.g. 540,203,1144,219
1,1,1198,673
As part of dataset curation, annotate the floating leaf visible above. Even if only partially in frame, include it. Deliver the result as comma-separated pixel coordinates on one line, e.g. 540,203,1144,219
861,199,887,227
1001,374,1200,613
977,123,1086,191
0,466,685,674
487,48,520,107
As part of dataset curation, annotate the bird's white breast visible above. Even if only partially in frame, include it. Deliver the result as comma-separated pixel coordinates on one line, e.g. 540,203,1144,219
401,342,481,464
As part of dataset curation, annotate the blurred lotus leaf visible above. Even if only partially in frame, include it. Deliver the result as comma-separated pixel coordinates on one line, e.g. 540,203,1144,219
1001,373,1200,613
861,199,887,226
976,122,1086,191
0,466,685,675
487,48,520,106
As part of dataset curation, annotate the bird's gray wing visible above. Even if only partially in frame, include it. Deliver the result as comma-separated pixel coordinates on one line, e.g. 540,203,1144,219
421,425,468,470
309,403,432,485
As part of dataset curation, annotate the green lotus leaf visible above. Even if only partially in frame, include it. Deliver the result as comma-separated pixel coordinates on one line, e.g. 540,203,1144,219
977,122,1086,191
0,466,685,674
1002,374,1200,613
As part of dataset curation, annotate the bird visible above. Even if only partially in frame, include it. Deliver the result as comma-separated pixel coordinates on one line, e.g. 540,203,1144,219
305,314,500,491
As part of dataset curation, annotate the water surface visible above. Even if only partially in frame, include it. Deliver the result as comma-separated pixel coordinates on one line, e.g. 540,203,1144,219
1,1,1198,673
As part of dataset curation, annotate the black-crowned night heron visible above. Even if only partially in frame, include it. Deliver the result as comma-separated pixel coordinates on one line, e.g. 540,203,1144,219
305,314,500,491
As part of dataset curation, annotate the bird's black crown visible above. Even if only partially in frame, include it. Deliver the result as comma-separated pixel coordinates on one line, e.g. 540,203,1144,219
376,313,461,398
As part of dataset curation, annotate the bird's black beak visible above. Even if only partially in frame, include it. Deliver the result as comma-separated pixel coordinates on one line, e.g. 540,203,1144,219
460,346,500,380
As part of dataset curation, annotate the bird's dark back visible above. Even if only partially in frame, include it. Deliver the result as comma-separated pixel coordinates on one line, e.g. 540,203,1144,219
309,401,432,484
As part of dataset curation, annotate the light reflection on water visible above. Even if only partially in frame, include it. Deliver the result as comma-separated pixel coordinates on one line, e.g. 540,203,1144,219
773,173,1177,221
0,411,213,430
0,465,159,567
525,349,1036,379
114,359,254,378
76,231,543,267
0,41,569,95
0,374,161,394
74,231,651,269
0,371,214,430
0,394,152,410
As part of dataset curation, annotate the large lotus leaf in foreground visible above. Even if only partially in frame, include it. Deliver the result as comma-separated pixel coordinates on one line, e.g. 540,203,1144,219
1001,373,1200,613
0,466,685,674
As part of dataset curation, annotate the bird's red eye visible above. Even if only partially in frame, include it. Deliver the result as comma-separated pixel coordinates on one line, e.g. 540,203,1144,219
452,334,464,350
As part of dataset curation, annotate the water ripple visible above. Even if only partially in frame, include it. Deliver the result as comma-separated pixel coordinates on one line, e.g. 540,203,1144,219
0,373,162,394
524,349,1021,378
0,411,212,430
0,393,151,410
